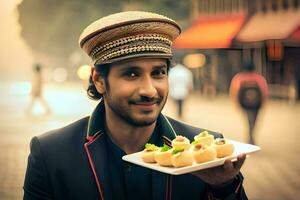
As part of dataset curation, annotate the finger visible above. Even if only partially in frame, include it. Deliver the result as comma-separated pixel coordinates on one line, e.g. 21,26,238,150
223,159,234,172
234,154,246,170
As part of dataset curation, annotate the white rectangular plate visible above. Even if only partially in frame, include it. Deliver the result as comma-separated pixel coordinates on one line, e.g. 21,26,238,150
122,140,260,175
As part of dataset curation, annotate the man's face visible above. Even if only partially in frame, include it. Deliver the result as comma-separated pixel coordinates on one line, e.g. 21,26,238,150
96,58,169,127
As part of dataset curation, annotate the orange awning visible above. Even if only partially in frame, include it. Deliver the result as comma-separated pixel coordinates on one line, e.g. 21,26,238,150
173,14,245,49
237,9,300,42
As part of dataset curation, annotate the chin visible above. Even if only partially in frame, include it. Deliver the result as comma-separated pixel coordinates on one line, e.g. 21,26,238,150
135,120,156,127
129,115,158,127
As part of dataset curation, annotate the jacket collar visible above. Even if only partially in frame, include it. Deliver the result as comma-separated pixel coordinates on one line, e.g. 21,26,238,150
86,99,178,143
86,99,105,141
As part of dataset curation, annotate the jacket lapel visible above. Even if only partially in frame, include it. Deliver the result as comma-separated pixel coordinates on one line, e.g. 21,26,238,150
84,101,110,200
84,132,109,200
159,114,177,145
152,114,178,200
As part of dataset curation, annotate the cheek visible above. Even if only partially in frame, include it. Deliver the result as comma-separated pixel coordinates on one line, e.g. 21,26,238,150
108,80,136,97
156,80,169,95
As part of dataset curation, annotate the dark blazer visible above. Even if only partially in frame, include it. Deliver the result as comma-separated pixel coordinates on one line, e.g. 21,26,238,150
23,103,247,200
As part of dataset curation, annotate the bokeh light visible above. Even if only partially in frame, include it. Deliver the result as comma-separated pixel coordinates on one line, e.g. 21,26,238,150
77,65,91,80
52,67,68,82
183,53,206,68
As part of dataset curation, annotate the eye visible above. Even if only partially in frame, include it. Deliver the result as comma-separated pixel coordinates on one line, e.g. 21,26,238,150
122,70,139,79
152,68,167,78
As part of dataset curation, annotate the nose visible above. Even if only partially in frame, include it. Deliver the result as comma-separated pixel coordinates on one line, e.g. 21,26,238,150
138,75,157,98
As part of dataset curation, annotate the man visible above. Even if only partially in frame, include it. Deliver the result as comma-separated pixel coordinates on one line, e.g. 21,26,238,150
168,63,193,118
230,61,268,145
25,64,51,115
24,11,247,200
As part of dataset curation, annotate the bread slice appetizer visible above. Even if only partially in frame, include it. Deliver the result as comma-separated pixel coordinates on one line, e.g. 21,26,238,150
192,142,217,163
171,148,193,168
171,135,191,150
194,130,214,146
141,143,159,163
213,138,234,158
154,144,173,167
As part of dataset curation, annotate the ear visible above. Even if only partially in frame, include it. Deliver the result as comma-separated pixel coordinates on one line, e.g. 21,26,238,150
91,67,106,94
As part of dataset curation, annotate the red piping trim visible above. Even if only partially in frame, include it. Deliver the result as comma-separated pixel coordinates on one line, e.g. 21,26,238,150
86,131,101,142
86,135,94,142
84,133,105,200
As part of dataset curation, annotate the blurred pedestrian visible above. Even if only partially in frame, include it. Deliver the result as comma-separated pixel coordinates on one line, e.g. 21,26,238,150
168,63,193,118
230,61,268,144
25,64,51,115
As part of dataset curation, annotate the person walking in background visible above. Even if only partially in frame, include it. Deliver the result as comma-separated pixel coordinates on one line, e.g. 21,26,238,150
230,61,269,144
168,63,193,118
25,64,51,115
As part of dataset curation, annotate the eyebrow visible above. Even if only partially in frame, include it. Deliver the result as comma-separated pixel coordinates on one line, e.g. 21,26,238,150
153,64,168,69
118,66,141,72
119,63,167,71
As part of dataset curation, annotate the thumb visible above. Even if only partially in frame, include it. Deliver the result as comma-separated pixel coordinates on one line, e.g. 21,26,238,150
223,159,233,172
234,154,246,170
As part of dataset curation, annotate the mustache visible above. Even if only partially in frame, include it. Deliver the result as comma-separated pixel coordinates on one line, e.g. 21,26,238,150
129,96,162,104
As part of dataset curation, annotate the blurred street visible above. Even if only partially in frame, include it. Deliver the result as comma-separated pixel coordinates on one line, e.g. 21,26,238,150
0,81,299,200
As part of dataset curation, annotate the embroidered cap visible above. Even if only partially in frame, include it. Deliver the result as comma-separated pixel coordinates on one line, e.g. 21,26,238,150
79,11,181,65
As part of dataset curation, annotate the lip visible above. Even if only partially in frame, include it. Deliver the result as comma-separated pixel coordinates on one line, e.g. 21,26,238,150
133,102,157,111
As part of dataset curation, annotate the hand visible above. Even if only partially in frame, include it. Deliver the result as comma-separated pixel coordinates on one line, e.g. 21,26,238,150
191,154,246,187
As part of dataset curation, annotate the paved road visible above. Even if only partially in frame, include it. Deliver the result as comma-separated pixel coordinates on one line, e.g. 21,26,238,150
0,82,299,199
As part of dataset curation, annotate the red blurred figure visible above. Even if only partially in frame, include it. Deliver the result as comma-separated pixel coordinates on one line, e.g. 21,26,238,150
230,61,268,144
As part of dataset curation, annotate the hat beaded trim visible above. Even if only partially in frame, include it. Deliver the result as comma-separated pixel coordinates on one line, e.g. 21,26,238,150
90,34,172,59
96,40,170,58
97,45,171,62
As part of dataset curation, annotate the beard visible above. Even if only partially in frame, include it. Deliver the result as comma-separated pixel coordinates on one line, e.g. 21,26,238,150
103,92,167,127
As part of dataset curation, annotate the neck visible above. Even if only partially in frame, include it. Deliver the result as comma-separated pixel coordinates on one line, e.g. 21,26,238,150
104,105,156,155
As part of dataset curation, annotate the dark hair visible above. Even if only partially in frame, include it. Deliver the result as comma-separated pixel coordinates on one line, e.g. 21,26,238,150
34,64,41,72
242,61,255,72
87,59,172,100
87,63,111,100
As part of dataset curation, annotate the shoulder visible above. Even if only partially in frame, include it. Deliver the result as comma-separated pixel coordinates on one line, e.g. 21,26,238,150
253,73,267,82
166,116,223,141
230,73,243,85
35,116,90,150
26,116,91,177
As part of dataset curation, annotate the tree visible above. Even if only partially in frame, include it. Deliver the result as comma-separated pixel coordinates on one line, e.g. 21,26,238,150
18,0,122,62
17,0,190,68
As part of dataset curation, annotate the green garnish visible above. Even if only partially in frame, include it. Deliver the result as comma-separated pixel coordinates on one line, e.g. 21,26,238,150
145,143,159,151
160,144,171,152
172,148,184,155
191,140,200,145
199,130,209,137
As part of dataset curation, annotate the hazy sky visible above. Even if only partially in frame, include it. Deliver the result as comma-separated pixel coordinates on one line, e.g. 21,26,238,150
0,0,33,81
